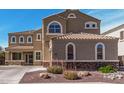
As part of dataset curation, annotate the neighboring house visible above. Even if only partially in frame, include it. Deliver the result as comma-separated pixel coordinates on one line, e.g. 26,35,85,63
5,10,119,70
102,24,124,66
0,46,5,52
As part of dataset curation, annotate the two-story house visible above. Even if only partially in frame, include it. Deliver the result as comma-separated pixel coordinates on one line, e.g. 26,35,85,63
102,24,124,66
5,10,119,70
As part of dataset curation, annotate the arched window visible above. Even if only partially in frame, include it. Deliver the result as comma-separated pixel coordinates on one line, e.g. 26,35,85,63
85,21,98,29
47,21,62,34
66,42,76,60
27,36,32,43
11,36,16,43
67,13,76,18
95,43,105,60
19,36,24,43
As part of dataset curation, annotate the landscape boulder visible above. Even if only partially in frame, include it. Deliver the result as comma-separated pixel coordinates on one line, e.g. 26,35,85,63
77,71,91,78
39,72,50,79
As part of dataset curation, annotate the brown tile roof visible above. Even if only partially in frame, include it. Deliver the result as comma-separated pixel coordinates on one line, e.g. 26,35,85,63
6,46,34,51
53,33,118,40
9,29,42,35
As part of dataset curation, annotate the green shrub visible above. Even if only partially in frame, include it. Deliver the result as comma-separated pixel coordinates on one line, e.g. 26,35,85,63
47,66,63,74
98,65,117,73
64,71,78,80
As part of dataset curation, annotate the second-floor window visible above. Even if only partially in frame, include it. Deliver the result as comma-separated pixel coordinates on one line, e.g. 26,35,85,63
36,33,41,41
27,36,32,43
19,36,24,43
85,21,98,29
11,36,16,43
47,21,62,34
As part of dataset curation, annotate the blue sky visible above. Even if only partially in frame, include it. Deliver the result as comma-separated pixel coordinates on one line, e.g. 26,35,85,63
0,9,124,47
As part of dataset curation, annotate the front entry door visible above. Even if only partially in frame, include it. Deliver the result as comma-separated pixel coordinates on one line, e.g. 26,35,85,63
25,53,33,65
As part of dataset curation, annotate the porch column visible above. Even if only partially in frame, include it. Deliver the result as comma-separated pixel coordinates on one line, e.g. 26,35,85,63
33,51,35,62
10,52,12,60
21,52,23,60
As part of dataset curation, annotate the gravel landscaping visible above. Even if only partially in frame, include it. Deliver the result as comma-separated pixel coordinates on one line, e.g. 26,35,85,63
19,70,124,83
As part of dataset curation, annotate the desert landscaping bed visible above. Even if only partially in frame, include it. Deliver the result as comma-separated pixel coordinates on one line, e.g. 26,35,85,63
19,70,124,83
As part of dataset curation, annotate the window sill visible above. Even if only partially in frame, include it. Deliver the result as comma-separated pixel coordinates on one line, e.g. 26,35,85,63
85,27,98,29
36,39,41,41
10,42,16,44
34,60,42,62
27,42,33,44
19,42,24,44
46,33,63,35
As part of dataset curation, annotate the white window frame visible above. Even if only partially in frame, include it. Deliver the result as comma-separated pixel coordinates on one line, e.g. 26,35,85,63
36,33,41,41
67,13,76,18
47,21,63,35
11,36,16,44
95,42,105,60
85,21,98,29
19,36,24,44
65,42,76,60
34,51,42,61
27,36,32,43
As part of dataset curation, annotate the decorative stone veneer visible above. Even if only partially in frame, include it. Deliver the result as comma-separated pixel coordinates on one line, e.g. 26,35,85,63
5,61,24,65
5,61,119,70
42,62,50,67
46,62,119,71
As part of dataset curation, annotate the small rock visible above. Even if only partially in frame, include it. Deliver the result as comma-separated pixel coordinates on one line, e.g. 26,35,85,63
111,77,115,80
77,71,91,78
103,72,124,80
39,72,50,79
116,74,123,79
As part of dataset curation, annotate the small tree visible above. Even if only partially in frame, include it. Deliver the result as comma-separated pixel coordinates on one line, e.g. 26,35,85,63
0,52,5,58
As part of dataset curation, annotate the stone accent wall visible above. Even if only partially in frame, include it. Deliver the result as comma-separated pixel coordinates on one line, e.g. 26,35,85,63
5,61,24,65
42,62,50,67
47,62,119,71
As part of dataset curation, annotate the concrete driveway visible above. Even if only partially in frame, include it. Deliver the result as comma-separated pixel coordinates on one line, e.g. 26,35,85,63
0,65,46,84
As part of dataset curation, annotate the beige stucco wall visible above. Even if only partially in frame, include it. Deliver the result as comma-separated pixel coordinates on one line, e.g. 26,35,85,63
9,29,42,49
42,15,67,61
33,29,42,50
7,29,43,62
9,33,33,47
42,10,101,61
58,10,100,34
52,39,118,61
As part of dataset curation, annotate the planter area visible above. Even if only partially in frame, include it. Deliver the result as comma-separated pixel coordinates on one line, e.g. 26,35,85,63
19,70,124,83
